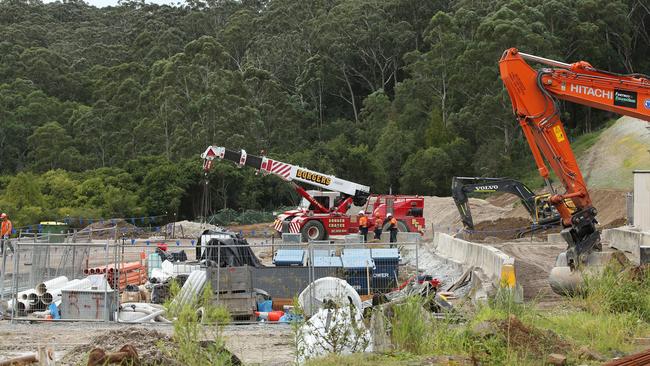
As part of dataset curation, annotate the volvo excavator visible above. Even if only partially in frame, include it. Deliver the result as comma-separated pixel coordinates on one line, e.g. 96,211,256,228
499,48,650,291
451,176,561,235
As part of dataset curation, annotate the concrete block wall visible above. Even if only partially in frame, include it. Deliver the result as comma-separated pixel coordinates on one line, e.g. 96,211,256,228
602,227,650,265
634,171,650,232
433,232,514,289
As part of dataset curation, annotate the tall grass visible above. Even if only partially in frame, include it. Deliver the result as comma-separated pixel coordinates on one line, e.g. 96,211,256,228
391,296,432,354
577,262,650,321
161,282,233,366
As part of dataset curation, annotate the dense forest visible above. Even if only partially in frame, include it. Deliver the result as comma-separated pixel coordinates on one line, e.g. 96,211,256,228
0,0,648,226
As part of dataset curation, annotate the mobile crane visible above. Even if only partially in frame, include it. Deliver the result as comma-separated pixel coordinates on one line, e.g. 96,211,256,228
451,176,561,234
499,48,650,270
201,146,425,241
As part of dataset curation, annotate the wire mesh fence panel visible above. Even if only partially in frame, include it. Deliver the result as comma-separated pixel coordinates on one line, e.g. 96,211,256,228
8,241,115,322
2,233,420,325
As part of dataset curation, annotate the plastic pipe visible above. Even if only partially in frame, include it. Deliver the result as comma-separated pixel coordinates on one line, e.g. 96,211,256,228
27,293,39,306
41,292,53,305
36,276,68,295
118,309,165,323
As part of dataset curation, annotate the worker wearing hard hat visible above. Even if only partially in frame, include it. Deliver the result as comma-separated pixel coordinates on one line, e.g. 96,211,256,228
373,213,383,240
0,213,14,255
358,210,369,243
386,212,398,246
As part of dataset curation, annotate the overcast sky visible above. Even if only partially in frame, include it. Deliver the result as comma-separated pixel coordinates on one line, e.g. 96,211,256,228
45,0,184,8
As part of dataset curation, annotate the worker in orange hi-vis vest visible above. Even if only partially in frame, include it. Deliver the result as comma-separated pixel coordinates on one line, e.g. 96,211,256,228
358,210,369,243
0,213,14,255
373,213,383,240
386,212,398,246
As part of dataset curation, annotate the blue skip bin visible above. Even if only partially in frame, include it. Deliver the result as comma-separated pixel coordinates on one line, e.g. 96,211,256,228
312,256,343,268
371,248,400,293
273,249,306,266
341,254,375,295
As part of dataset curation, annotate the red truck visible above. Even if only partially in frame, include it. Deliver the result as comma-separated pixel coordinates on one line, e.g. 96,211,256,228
202,146,425,241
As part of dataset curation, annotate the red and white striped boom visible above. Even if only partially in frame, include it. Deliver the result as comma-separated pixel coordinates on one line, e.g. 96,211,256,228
201,146,370,197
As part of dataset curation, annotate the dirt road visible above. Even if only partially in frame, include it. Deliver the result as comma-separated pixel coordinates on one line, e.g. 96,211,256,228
491,240,566,306
0,322,294,365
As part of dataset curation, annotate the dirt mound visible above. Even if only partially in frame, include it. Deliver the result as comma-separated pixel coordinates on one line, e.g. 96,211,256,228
495,315,571,358
423,196,527,239
61,328,177,365
580,117,650,190
465,217,539,241
77,219,146,239
167,220,224,239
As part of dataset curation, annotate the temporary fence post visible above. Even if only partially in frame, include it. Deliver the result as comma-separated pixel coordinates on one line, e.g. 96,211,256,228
103,240,109,323
114,240,121,323
216,243,221,303
0,246,6,302
11,241,19,324
415,240,419,276
308,240,314,313
366,259,371,296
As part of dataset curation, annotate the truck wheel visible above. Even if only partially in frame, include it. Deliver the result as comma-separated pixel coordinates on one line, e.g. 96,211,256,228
301,220,326,241
383,220,409,232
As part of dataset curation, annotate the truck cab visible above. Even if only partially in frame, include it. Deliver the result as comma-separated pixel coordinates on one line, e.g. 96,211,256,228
298,191,344,211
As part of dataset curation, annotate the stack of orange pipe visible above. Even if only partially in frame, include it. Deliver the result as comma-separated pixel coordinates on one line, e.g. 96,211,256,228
108,262,147,291
84,261,147,291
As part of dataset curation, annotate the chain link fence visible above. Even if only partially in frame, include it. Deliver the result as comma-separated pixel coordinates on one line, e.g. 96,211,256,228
1,229,420,324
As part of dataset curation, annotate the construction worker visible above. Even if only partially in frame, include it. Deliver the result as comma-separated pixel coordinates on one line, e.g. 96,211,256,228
386,212,398,245
374,213,383,240
358,210,368,243
1,213,14,255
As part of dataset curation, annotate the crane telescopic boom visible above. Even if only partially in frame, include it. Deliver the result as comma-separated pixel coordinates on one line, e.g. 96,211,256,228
201,145,370,206
499,48,650,268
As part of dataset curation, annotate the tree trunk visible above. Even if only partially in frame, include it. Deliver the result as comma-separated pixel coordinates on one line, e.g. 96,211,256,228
342,68,359,123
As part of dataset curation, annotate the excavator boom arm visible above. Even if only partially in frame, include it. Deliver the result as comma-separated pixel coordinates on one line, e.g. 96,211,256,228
452,176,543,229
499,48,650,267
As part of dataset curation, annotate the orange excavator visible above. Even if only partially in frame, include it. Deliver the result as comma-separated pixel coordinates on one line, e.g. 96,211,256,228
499,48,650,270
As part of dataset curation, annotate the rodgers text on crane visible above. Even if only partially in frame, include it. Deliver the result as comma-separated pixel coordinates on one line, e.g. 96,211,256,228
296,169,332,186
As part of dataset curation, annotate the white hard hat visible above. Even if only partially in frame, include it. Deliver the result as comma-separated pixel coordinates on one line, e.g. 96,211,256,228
386,212,393,217
359,210,365,215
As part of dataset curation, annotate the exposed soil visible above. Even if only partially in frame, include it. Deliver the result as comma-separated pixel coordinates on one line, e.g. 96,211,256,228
467,217,544,241
0,322,294,366
77,219,146,239
491,242,567,306
495,315,571,358
422,196,527,240
61,328,176,366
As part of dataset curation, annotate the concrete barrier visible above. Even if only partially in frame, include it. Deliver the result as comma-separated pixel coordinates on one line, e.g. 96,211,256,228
433,232,515,290
602,227,650,265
